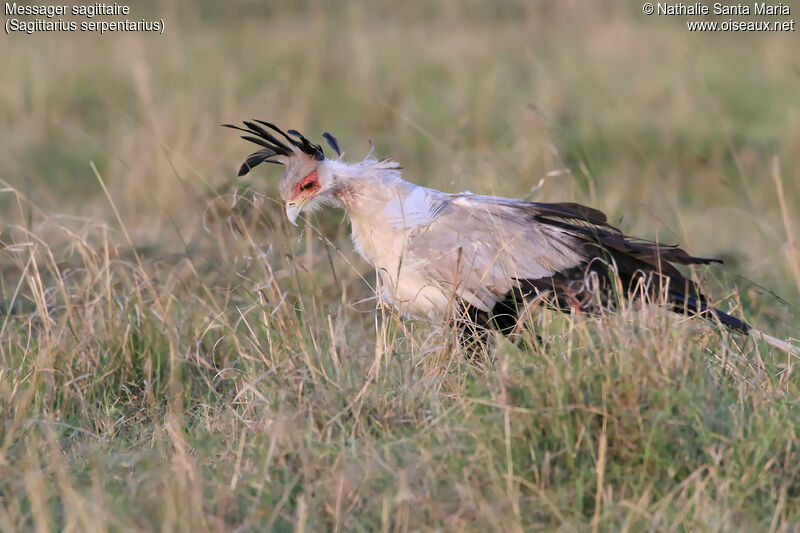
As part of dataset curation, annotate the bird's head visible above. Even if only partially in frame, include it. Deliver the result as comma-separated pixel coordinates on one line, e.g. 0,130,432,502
224,120,343,225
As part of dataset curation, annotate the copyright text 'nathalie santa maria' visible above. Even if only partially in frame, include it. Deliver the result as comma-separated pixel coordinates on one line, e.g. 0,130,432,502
641,2,795,31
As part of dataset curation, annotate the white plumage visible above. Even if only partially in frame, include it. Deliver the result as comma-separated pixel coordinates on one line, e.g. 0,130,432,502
225,120,752,342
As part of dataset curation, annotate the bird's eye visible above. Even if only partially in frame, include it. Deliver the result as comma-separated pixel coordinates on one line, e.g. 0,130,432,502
295,171,319,196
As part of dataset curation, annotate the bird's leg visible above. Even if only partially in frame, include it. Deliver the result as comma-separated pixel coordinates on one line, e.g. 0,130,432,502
453,303,492,355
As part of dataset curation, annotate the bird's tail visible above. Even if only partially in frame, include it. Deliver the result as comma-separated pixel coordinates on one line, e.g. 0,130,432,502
667,291,750,334
668,291,800,357
749,328,800,357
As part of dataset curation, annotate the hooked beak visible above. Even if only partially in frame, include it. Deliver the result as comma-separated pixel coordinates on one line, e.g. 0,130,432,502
285,203,302,226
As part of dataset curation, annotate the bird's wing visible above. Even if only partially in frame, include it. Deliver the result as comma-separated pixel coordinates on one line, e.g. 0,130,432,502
402,193,589,311
402,191,721,314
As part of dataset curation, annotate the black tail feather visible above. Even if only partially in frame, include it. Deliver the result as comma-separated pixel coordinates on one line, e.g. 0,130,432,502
667,291,750,333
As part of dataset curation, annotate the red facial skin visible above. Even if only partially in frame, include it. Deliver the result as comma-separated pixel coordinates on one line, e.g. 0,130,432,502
293,171,320,202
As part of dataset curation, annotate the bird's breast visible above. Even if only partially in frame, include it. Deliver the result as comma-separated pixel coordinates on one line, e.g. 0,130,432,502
348,214,451,320
377,270,452,321
351,223,412,285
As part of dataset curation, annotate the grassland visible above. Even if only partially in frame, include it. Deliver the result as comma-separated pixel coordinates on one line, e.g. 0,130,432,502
1,2,799,530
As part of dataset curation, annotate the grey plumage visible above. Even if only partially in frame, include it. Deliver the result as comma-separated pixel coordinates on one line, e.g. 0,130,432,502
227,121,751,343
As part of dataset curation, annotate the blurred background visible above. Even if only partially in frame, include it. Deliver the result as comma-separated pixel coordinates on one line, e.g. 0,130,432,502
3,1,798,333
2,2,800,529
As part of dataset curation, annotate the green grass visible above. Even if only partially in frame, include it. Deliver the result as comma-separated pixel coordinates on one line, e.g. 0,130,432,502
1,2,799,530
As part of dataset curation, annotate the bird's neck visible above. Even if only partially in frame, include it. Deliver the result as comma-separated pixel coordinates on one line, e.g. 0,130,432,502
326,158,408,216
325,159,417,268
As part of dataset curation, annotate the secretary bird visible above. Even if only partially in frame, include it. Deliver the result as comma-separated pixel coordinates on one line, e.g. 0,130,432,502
225,120,797,353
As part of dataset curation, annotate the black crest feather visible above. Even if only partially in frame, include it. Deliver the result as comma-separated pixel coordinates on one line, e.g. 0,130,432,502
238,149,283,176
224,120,332,175
322,132,342,156
286,129,325,161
